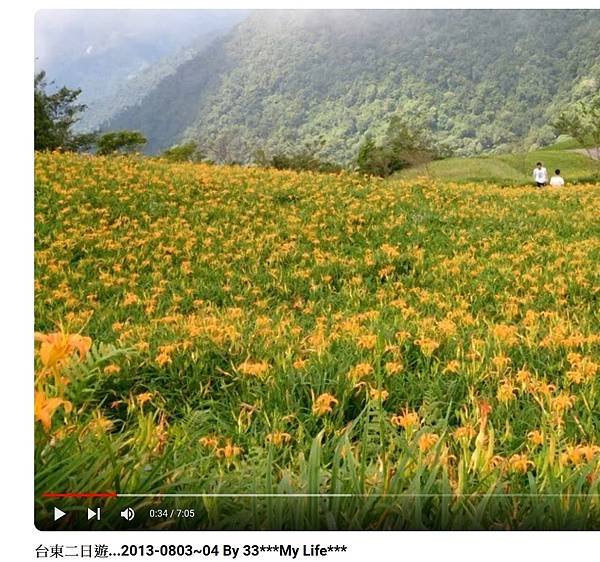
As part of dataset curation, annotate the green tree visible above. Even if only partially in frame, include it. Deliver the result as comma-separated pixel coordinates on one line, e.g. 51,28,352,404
554,95,600,176
385,116,440,169
356,135,393,177
268,139,342,173
356,135,376,171
252,148,270,168
34,71,96,152
161,141,204,162
554,110,586,147
97,131,147,155
356,116,445,177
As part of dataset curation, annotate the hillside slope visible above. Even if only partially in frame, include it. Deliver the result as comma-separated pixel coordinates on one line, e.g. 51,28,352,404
398,145,600,185
105,10,600,161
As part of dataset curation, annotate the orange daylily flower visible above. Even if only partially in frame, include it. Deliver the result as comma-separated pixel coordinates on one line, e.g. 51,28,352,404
266,431,293,446
509,453,534,473
391,408,421,430
418,432,439,452
136,392,154,407
35,331,92,371
34,390,72,431
215,440,242,459
199,435,220,448
312,393,338,416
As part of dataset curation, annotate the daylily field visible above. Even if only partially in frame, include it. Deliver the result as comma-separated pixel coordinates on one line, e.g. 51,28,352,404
35,152,600,529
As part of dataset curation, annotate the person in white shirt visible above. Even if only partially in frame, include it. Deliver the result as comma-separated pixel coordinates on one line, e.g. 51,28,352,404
533,162,548,187
549,169,565,187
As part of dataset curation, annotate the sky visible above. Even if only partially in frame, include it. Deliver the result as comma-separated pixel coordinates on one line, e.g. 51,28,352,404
35,10,247,69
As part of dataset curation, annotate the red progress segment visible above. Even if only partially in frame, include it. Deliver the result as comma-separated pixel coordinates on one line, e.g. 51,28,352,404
42,492,118,498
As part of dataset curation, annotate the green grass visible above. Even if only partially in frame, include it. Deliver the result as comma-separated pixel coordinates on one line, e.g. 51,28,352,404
398,143,599,185
545,134,599,151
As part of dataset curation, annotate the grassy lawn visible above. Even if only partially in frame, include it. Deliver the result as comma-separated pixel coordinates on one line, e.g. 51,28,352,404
398,143,599,185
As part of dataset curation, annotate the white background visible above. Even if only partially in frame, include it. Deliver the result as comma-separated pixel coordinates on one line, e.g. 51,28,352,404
2,0,599,559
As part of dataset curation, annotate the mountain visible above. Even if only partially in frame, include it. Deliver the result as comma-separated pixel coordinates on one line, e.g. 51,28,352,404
35,10,247,131
103,10,600,162
78,28,237,132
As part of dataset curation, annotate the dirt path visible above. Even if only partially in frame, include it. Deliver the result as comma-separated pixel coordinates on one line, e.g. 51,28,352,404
570,147,600,159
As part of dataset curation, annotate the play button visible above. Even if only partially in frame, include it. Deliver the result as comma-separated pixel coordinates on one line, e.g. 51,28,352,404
54,507,66,521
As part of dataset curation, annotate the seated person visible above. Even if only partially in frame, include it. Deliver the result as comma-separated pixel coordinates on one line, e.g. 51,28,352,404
549,169,565,187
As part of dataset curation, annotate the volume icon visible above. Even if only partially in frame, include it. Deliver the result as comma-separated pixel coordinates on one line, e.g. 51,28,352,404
120,507,135,521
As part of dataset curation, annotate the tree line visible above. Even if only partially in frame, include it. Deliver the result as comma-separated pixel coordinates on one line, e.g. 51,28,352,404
33,70,446,175
35,70,600,178
35,71,147,155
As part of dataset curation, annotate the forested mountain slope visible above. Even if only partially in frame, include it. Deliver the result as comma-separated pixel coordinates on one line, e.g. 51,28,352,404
105,10,600,161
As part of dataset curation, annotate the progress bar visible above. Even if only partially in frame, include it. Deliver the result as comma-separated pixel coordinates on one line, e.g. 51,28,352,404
43,492,600,498
43,492,118,498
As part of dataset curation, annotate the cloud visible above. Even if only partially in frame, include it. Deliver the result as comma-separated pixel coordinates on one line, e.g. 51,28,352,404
35,9,246,67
